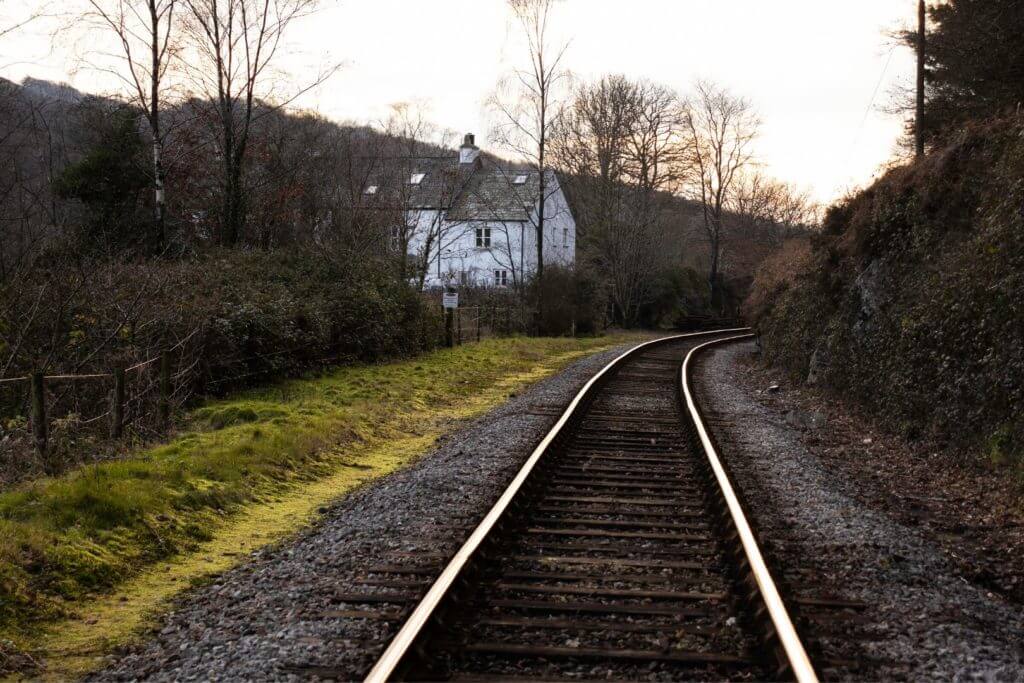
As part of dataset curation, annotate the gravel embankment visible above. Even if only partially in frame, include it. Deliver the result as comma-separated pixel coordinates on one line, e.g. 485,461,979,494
92,342,638,682
696,341,1024,681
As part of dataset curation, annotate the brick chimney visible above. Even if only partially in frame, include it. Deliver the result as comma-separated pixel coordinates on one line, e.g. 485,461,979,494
459,133,480,165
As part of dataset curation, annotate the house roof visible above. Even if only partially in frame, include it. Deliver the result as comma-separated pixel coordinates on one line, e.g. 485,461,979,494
362,157,555,223
447,169,547,222
365,156,473,209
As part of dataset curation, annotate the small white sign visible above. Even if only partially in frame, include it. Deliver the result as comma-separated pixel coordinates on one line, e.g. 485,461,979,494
442,292,459,310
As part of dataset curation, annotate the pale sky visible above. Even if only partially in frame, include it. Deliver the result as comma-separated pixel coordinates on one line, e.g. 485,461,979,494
1,0,918,204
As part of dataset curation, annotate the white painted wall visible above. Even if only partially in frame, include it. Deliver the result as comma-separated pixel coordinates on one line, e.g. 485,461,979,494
406,175,576,289
524,174,576,271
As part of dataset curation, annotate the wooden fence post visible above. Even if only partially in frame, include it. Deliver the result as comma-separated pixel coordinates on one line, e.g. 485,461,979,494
110,367,125,439
30,371,46,456
456,308,463,346
159,350,171,431
445,309,454,348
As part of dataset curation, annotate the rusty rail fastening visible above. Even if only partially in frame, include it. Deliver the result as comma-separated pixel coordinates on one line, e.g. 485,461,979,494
364,329,818,683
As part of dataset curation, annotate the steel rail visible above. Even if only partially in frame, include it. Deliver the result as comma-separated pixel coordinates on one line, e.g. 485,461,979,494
364,328,750,683
681,334,818,683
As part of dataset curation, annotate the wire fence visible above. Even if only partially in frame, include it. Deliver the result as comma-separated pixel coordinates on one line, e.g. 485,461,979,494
446,304,530,346
0,303,527,469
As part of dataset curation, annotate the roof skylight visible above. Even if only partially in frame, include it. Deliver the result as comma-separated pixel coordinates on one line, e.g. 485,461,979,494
410,173,426,185
513,174,528,185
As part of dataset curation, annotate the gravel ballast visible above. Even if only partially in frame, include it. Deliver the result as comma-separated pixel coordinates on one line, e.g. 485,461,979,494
93,342,639,682
696,341,1024,680
91,336,1024,681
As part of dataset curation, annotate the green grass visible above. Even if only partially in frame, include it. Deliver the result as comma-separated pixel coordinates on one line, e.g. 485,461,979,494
0,335,643,651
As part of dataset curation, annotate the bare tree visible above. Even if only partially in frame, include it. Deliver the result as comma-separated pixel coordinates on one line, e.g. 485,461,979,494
311,124,393,269
414,177,472,292
551,75,634,250
80,0,179,249
0,78,76,284
0,1,49,42
730,173,818,247
180,0,328,246
383,104,432,282
487,220,525,292
489,0,570,323
683,80,760,307
379,103,467,289
721,172,818,278
551,75,685,326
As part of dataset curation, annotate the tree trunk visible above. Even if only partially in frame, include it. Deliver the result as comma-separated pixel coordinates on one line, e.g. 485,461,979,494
153,139,166,247
222,152,245,246
536,172,545,282
708,233,720,309
149,0,166,250
533,81,548,336
399,238,409,282
915,0,926,158
535,171,545,334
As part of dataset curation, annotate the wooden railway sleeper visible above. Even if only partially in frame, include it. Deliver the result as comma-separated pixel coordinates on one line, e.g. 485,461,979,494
365,331,820,683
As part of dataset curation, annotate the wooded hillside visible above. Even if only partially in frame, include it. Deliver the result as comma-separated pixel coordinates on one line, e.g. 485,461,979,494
1,7,809,479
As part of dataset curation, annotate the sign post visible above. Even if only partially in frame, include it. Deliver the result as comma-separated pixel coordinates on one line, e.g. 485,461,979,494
442,290,459,348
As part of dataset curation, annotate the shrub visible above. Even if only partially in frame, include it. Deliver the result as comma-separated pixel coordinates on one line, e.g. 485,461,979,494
636,266,715,329
0,247,443,483
742,238,814,323
530,266,604,336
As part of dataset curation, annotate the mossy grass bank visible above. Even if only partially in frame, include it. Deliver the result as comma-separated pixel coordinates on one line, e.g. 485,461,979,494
0,334,648,678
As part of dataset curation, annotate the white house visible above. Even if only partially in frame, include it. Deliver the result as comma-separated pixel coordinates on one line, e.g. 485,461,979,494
364,134,576,289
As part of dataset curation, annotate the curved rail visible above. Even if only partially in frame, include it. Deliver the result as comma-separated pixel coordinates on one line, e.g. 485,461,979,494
364,329,749,683
681,334,818,683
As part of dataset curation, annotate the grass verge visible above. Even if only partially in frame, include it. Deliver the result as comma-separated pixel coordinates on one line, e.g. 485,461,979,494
0,334,647,678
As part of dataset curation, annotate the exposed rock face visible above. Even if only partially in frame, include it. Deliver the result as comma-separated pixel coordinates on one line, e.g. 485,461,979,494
806,346,829,386
749,115,1024,461
852,259,885,340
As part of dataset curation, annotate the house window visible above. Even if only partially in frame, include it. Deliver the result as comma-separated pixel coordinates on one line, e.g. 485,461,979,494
475,227,491,248
563,227,569,247
494,270,508,287
364,185,378,195
409,173,425,185
513,174,528,185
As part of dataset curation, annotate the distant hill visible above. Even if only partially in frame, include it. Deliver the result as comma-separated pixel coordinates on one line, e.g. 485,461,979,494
1,77,781,299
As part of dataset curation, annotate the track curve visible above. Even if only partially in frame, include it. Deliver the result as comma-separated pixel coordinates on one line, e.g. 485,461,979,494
365,331,817,682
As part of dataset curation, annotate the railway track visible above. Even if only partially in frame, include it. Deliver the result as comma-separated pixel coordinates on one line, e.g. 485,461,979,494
363,331,818,682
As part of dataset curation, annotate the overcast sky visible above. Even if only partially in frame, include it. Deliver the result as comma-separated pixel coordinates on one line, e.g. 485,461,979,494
1,0,918,204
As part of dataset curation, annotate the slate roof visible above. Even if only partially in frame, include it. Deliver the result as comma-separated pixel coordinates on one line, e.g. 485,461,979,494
447,169,546,222
363,158,552,223
365,156,472,209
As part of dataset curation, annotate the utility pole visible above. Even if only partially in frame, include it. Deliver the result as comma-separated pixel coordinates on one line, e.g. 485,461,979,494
915,0,926,158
